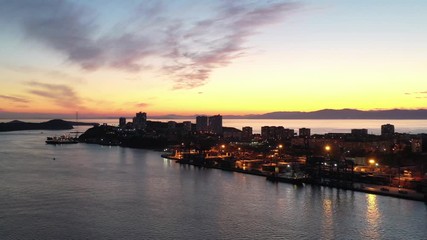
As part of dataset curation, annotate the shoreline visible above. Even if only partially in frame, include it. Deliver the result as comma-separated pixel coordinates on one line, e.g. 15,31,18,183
161,154,427,203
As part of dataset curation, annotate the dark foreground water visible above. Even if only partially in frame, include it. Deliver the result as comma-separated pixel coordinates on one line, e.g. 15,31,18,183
1,130,426,239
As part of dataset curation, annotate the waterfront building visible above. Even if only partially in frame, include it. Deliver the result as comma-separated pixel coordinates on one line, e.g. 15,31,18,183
183,121,192,132
196,116,208,133
299,128,311,138
119,117,126,128
133,112,147,130
381,124,395,137
242,126,253,142
208,114,223,135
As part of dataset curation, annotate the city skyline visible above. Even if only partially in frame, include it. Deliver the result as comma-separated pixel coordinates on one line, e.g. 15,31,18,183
1,0,427,118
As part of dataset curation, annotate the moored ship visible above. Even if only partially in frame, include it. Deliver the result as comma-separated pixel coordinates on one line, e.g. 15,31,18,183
46,135,79,144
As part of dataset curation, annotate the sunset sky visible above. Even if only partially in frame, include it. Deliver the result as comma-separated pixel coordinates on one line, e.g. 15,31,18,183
1,0,426,118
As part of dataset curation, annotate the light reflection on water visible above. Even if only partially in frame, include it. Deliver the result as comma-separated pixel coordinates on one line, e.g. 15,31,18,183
322,198,334,239
0,130,426,239
366,194,381,239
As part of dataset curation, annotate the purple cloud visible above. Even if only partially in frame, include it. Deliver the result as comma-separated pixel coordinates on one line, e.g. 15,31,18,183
1,0,299,89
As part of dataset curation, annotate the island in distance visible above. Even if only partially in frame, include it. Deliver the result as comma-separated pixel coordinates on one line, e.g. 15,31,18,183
0,119,99,132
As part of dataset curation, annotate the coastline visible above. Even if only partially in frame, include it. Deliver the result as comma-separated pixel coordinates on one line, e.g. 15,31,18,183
161,154,427,202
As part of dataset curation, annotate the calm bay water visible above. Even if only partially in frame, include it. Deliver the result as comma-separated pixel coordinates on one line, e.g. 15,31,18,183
1,129,426,239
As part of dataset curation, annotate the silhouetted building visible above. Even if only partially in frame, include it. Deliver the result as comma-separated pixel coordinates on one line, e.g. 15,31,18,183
299,128,311,137
209,114,223,135
351,129,368,137
167,121,176,129
261,126,270,139
242,126,253,142
196,116,208,133
282,128,295,139
262,126,294,140
381,124,395,137
421,134,427,152
411,137,422,153
133,112,147,130
183,121,192,132
119,117,126,128
223,128,241,141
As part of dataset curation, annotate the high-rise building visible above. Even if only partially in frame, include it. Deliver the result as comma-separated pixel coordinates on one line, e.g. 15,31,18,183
261,126,270,140
133,112,147,130
209,114,223,135
242,126,253,142
119,117,126,128
381,124,395,137
196,116,208,133
299,128,311,137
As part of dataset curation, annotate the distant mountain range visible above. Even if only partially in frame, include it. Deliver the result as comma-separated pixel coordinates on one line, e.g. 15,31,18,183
152,109,427,119
1,109,427,120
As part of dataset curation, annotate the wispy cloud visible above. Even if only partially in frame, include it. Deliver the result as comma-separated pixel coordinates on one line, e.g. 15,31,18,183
161,1,299,89
135,102,150,108
0,0,299,89
405,91,427,98
26,81,85,109
3,64,85,83
0,95,29,103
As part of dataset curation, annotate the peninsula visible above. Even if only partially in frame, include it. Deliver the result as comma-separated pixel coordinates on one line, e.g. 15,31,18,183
0,119,99,132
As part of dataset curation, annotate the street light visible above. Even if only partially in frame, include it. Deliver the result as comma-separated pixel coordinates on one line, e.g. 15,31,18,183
368,159,376,172
324,145,331,160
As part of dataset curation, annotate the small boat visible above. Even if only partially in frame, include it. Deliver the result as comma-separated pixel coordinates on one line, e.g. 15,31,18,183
46,135,78,144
